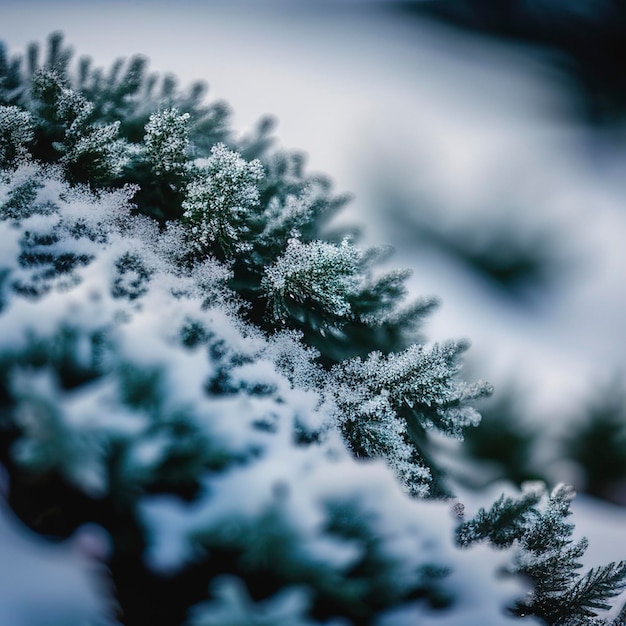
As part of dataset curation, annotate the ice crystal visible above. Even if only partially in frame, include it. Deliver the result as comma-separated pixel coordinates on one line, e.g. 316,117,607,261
144,107,190,176
182,143,263,257
0,105,34,166
262,237,361,326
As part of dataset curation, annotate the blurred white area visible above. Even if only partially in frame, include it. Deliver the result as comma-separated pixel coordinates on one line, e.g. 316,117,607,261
3,0,626,581
0,484,114,625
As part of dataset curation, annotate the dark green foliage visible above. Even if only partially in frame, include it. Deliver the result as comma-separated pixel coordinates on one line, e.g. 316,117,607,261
0,105,34,166
462,387,544,488
28,68,125,184
0,32,228,216
564,384,626,505
457,483,626,624
560,562,626,622
332,340,492,496
111,252,153,301
456,489,543,549
0,171,42,220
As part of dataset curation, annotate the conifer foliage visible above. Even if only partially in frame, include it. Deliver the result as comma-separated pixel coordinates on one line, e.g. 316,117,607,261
458,482,626,624
0,33,624,625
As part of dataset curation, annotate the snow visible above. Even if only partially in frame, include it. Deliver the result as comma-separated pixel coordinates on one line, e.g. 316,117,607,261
263,237,361,321
183,142,264,255
140,451,528,624
0,490,116,626
186,576,321,626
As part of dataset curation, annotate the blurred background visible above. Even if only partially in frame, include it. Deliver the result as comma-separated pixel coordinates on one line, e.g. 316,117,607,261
2,0,626,608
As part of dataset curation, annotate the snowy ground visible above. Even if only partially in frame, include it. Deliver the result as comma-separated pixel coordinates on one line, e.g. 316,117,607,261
3,0,626,617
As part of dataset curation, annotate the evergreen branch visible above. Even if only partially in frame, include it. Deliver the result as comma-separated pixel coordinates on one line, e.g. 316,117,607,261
560,562,626,619
456,489,542,548
458,483,626,624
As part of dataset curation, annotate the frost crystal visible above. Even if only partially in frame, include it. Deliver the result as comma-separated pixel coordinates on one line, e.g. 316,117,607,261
0,106,34,165
262,237,361,325
331,341,491,495
144,107,190,175
258,191,314,249
31,70,127,182
182,143,263,257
